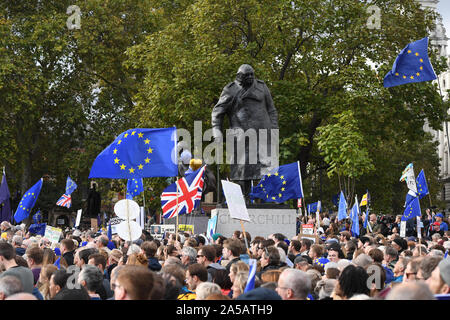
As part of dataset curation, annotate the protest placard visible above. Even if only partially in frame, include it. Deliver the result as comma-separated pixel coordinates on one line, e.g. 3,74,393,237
178,224,194,233
221,180,250,222
75,209,82,228
44,226,63,244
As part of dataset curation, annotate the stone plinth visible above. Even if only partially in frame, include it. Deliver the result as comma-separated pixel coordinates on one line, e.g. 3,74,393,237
211,208,297,239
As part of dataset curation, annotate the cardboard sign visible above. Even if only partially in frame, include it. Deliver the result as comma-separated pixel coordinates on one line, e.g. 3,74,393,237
302,224,315,235
44,226,63,244
298,224,318,243
221,180,250,222
91,218,98,232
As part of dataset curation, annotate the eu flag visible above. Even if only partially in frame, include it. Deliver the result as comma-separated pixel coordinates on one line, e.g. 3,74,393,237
65,176,77,195
337,191,347,221
32,210,42,224
0,173,11,223
126,178,144,199
29,222,47,236
89,128,178,179
307,201,321,214
402,194,421,221
384,37,437,88
14,179,43,223
416,169,429,200
350,199,360,237
249,162,304,203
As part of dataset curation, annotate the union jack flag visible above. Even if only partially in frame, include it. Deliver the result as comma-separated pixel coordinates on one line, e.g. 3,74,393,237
161,166,206,219
56,194,71,208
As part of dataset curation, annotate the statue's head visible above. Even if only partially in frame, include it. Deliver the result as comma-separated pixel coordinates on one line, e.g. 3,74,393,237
236,64,255,88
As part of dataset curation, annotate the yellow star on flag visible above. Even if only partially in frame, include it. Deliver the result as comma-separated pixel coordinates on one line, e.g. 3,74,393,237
114,158,120,164
138,132,144,138
147,147,153,154
120,164,126,170
129,167,135,174
145,158,150,164
144,139,150,144
113,148,118,154
138,164,144,170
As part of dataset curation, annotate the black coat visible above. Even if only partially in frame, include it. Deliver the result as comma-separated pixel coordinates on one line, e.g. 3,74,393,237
63,250,75,266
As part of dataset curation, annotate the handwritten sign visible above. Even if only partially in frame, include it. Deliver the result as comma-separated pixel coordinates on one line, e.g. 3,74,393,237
44,226,63,244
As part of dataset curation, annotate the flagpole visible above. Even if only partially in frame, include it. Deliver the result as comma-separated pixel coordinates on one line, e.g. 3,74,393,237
239,220,251,255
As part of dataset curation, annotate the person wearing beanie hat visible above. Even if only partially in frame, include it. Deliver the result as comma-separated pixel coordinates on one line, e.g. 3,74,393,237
427,258,450,296
392,237,408,253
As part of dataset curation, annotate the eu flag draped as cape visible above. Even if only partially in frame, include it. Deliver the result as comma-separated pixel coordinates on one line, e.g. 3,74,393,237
89,128,178,179
384,37,437,88
250,162,304,203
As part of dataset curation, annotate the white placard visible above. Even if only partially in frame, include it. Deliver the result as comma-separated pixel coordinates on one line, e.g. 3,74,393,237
400,220,407,238
75,209,82,228
150,224,176,240
302,224,315,235
221,180,250,222
417,216,422,239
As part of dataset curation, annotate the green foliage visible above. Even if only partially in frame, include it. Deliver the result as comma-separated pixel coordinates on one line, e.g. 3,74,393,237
317,110,375,179
0,0,448,218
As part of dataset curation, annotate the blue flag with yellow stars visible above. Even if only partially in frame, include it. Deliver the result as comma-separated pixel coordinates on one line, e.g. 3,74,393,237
337,191,347,221
29,222,47,236
89,128,178,179
307,201,321,214
65,176,77,195
402,194,421,221
350,197,360,237
416,169,429,200
384,37,437,88
126,178,144,199
14,179,43,223
249,162,304,203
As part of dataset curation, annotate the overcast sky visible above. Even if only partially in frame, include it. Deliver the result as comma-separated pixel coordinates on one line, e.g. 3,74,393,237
437,0,450,40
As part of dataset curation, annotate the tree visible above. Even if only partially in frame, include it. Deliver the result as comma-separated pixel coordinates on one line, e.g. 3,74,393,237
0,0,159,217
127,0,448,214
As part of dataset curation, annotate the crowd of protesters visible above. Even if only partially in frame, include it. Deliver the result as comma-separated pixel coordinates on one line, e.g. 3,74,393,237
0,208,449,301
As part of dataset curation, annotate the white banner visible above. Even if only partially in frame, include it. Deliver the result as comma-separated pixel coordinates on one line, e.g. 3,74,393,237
221,180,250,222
